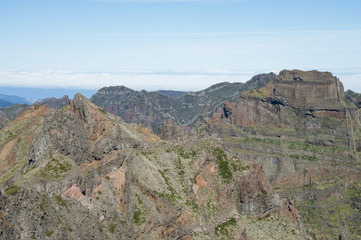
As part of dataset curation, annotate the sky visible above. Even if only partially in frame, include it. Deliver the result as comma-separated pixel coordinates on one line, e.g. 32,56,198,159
0,0,361,98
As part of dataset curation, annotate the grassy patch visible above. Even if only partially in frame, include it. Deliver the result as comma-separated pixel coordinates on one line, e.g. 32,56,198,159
4,185,21,196
240,136,281,146
174,146,197,159
214,217,237,237
54,195,67,207
97,107,108,115
289,154,318,161
45,229,54,237
40,156,71,181
40,195,46,211
210,147,232,183
185,198,199,212
157,169,179,203
133,207,146,225
109,223,116,233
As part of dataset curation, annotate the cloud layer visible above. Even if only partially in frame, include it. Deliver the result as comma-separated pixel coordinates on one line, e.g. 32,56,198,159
0,69,360,93
0,70,255,91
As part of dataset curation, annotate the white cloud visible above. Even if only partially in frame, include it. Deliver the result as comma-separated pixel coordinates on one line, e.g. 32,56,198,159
0,69,255,91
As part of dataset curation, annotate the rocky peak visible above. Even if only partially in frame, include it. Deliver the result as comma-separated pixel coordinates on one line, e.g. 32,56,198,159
29,93,150,166
221,70,356,128
36,95,70,109
242,72,276,91
345,90,361,108
157,118,183,140
273,69,344,109
276,69,336,83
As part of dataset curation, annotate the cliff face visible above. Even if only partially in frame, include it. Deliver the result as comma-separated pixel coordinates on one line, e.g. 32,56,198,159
274,70,343,110
223,70,356,128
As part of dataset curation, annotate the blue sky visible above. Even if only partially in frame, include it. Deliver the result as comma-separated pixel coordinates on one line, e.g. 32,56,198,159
0,0,361,96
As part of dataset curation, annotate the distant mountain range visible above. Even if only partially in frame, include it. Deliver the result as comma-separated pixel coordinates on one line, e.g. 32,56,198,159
90,73,275,131
0,93,33,106
0,98,14,108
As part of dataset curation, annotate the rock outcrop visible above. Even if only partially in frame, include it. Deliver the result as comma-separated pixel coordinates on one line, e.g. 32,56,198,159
29,94,149,166
222,70,357,128
157,118,183,140
238,164,280,215
345,89,361,108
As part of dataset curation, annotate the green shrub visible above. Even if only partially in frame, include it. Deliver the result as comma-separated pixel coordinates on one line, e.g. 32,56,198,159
211,148,232,182
45,229,54,237
4,185,21,196
109,223,116,233
214,217,237,237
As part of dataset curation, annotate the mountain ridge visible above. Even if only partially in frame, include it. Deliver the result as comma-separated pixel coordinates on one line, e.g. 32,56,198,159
90,73,275,131
0,69,360,239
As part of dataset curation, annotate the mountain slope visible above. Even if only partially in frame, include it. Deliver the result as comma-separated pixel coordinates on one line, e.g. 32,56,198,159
0,104,30,120
0,93,302,240
207,69,361,239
